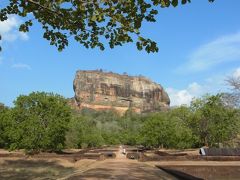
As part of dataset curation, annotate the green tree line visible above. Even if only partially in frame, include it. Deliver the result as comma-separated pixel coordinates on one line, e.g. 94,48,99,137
0,91,239,153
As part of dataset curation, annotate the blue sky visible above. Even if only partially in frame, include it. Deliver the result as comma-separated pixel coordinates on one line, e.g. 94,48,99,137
0,1,240,106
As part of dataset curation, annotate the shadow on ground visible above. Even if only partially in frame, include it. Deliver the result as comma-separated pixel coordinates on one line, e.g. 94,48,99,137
157,165,240,180
0,159,75,180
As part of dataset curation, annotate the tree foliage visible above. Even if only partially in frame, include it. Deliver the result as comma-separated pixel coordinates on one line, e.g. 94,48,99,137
1,91,239,151
189,94,240,147
65,109,143,148
66,115,104,148
139,112,193,149
0,0,214,52
6,92,71,152
0,103,11,148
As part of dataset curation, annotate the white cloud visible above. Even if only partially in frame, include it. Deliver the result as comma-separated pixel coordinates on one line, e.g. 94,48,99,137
233,67,240,78
166,82,203,106
167,74,227,106
178,32,240,73
11,63,31,70
19,32,29,41
166,88,193,106
0,15,29,42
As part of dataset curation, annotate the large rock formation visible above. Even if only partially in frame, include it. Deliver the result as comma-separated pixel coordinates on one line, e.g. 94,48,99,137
71,70,170,114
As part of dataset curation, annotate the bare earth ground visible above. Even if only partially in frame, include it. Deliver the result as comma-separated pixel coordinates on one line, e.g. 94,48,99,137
0,149,177,180
1,148,240,180
64,149,177,180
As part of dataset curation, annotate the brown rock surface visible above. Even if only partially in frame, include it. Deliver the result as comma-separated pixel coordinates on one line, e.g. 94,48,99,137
71,70,170,114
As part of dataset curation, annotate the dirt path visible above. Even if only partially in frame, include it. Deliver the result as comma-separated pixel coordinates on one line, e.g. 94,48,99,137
65,147,178,180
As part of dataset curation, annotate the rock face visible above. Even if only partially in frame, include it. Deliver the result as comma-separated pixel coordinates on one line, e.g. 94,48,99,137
72,70,170,114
